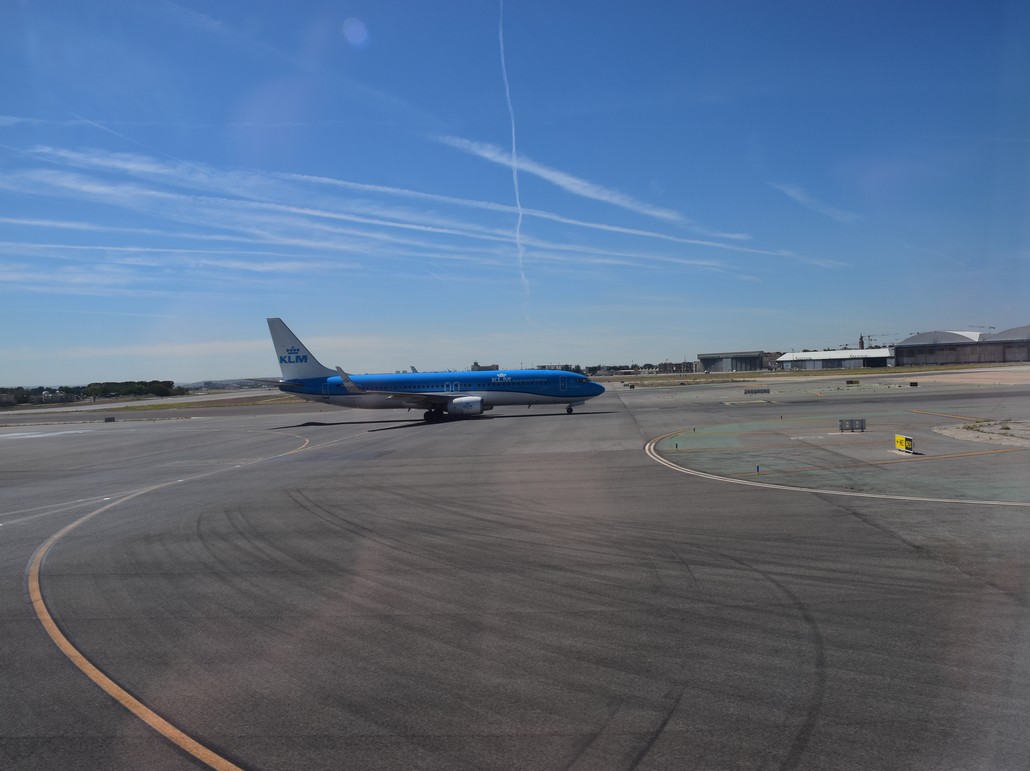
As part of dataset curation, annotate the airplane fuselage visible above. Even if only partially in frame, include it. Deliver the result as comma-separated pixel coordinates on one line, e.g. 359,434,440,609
265,317,604,420
280,369,603,411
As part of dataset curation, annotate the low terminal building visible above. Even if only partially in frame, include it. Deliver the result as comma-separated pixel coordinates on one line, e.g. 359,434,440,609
777,348,894,370
698,351,765,373
894,325,1030,366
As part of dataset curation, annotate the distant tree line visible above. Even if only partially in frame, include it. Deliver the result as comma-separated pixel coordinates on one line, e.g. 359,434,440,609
0,381,189,405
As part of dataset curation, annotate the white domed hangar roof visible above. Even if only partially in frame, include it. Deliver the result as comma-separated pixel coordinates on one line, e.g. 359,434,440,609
985,325,1030,342
896,330,982,346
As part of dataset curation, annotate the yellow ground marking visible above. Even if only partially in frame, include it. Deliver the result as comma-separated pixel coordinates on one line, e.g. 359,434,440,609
24,429,328,769
644,431,1030,507
668,441,1021,460
735,445,1023,476
672,426,860,439
669,441,879,453
911,408,983,421
28,486,243,770
715,418,855,429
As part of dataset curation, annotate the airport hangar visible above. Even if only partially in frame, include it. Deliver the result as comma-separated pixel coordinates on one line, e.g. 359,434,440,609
699,349,893,372
777,347,893,370
699,323,1029,372
894,324,1030,366
697,351,766,372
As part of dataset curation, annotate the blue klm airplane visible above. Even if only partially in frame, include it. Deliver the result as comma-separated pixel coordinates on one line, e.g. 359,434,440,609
267,318,605,421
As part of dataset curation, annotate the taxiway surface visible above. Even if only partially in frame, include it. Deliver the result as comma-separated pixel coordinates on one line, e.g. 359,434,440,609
2,374,1029,769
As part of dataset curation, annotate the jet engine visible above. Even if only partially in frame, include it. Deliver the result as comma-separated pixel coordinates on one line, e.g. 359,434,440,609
447,396,485,415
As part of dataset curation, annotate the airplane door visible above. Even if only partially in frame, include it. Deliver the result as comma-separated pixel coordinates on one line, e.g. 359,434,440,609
321,382,330,400
560,376,567,392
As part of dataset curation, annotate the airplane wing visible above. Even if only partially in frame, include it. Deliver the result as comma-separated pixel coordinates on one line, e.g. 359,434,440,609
385,392,453,408
335,367,456,408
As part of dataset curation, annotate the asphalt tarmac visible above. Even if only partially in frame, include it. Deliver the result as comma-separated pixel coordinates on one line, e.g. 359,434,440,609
2,372,1029,769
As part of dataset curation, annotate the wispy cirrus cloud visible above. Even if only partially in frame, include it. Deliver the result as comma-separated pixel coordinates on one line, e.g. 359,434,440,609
0,115,41,126
1,337,270,362
0,115,114,128
152,0,300,67
0,242,352,274
436,135,685,223
286,171,761,250
8,147,778,261
0,142,838,308
768,182,862,224
436,134,753,241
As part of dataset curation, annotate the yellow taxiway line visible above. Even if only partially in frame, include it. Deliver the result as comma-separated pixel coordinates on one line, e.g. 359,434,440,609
28,485,244,770
25,429,323,769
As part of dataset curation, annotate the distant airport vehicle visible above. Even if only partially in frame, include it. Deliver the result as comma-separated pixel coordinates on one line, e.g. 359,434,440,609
266,318,605,421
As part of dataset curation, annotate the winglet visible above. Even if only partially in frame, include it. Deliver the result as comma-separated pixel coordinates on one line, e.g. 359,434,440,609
336,366,366,395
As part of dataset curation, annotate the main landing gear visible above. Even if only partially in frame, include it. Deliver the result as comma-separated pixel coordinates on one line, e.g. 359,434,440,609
566,406,574,414
423,408,445,422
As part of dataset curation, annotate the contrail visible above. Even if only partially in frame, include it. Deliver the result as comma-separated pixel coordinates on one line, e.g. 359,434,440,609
498,0,529,297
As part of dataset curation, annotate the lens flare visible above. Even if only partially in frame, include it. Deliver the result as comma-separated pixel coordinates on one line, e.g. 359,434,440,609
342,18,369,48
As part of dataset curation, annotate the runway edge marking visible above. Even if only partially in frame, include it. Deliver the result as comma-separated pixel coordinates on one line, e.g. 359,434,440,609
644,431,1030,507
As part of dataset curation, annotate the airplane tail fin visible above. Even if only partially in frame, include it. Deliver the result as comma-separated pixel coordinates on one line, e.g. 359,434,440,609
267,318,337,380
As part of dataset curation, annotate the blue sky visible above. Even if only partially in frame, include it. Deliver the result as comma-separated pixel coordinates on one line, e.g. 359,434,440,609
2,0,1028,385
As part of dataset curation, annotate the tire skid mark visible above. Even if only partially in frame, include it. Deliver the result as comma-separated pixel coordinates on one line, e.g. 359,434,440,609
287,488,457,569
672,543,826,771
558,539,826,770
26,427,321,770
28,485,245,771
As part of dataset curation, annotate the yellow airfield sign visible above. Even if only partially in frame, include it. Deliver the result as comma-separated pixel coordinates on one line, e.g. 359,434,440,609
895,434,914,454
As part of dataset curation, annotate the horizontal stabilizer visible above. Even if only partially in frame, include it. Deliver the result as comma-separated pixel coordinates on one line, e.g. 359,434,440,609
335,366,366,395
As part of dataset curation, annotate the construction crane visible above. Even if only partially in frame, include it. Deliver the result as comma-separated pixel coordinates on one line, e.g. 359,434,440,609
861,332,898,348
